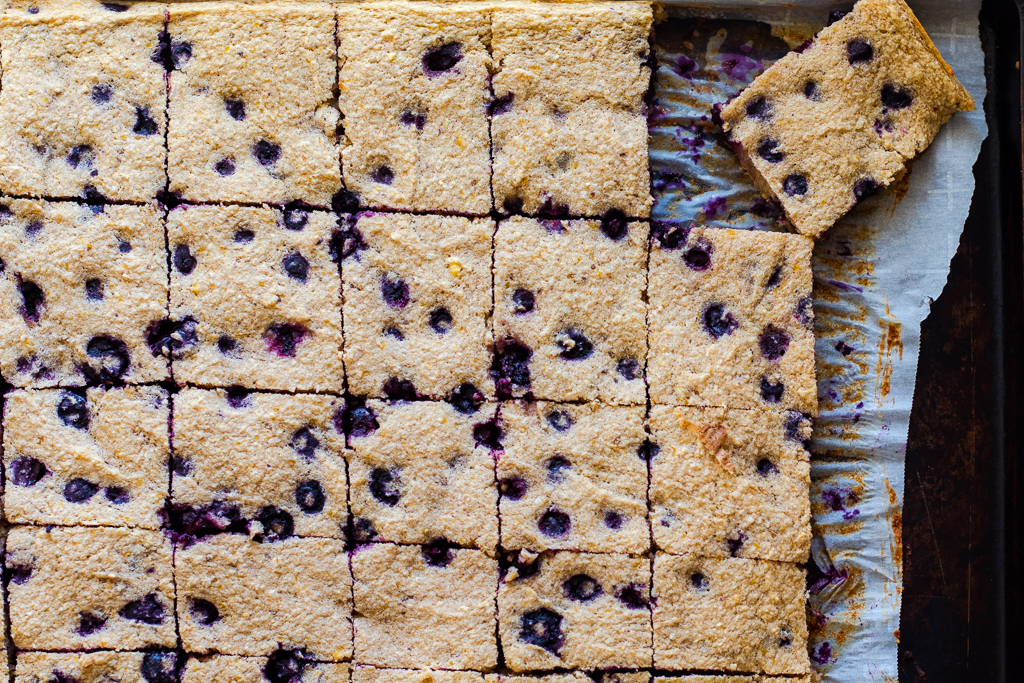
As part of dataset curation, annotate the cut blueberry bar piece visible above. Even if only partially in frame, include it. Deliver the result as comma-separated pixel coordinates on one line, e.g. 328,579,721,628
648,226,816,413
656,677,809,683
498,550,652,671
348,399,498,551
498,401,648,554
167,2,341,206
176,534,351,660
352,542,498,670
720,0,974,238
167,204,344,392
0,199,169,387
486,675,590,683
7,525,176,650
15,651,180,683
355,666,486,683
172,388,347,541
337,2,491,214
181,654,349,683
0,3,166,201
3,386,169,529
342,212,494,400
493,216,647,404
649,405,811,563
652,553,809,674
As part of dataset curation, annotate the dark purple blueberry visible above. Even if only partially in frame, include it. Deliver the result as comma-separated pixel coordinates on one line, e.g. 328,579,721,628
78,611,107,635
604,511,624,529
10,456,46,486
170,500,245,537
653,222,690,249
254,139,281,166
539,197,569,217
702,303,738,339
225,98,246,121
119,593,165,624
500,477,528,501
264,322,307,357
57,392,90,430
490,92,514,116
295,480,326,514
383,326,404,341
759,324,791,360
881,83,913,112
846,38,873,64
492,339,532,397
369,468,400,506
556,329,593,361
344,400,379,438
172,456,193,476
783,173,808,197
91,83,113,104
283,207,309,231
538,508,570,537
133,107,159,136
332,190,361,214
784,411,811,444
473,418,503,450
214,158,236,176
564,574,602,602
796,295,814,329
760,377,784,403
600,208,628,241
429,307,453,334
226,385,250,408
423,42,463,76
282,252,309,283
102,2,129,11
145,317,198,360
546,410,573,432
18,280,44,322
616,584,649,609
217,335,237,354
766,265,782,289
757,458,779,476
689,571,709,590
82,335,131,383
422,538,455,567
502,196,524,215
400,110,427,130
853,177,880,201
519,608,563,654
64,478,99,503
546,456,572,483
616,358,640,380
255,506,294,542
331,218,366,262
757,138,784,163
449,383,484,415
383,377,418,402
104,486,130,504
290,426,320,459
118,239,132,253
511,289,535,314
726,532,747,556
803,80,820,100
351,517,378,544
371,165,394,185
264,649,310,683
233,228,254,243
173,244,196,274
8,564,32,585
745,96,770,120
683,242,712,270
84,186,106,209
140,652,178,683
67,144,92,169
827,10,848,25
85,278,104,301
381,275,409,309
636,439,660,462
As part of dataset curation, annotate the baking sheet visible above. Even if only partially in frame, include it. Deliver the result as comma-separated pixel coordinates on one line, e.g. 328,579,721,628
649,1,988,680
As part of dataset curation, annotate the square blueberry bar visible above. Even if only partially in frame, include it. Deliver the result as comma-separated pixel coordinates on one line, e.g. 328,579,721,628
0,199,169,387
7,525,176,651
181,654,349,683
3,386,169,529
15,651,180,683
0,3,167,201
166,204,344,392
167,2,341,206
337,2,492,214
172,388,347,541
497,401,649,554
656,677,809,683
354,666,486,683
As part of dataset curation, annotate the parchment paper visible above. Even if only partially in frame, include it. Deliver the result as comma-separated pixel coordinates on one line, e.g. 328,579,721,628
648,2,988,680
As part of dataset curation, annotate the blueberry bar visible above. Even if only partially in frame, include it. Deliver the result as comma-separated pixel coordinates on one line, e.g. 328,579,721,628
656,677,810,683
493,216,647,405
720,0,974,238
181,654,349,683
4,386,170,529
498,401,649,555
342,212,494,401
352,542,498,670
15,651,180,683
347,399,498,551
652,553,809,674
648,226,816,413
0,3,166,202
486,675,590,683
166,204,344,392
338,2,492,214
649,405,811,563
175,534,352,661
354,666,486,683
498,550,653,671
172,388,348,541
0,200,169,387
7,525,176,651
167,2,341,206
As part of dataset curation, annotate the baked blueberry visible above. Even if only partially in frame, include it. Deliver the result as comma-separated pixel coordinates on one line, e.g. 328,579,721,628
472,419,503,450
683,241,712,270
689,571,709,590
422,538,455,567
263,649,310,683
600,209,628,241
190,598,220,626
383,377,418,401
283,208,309,232
423,42,463,76
429,307,453,334
853,177,880,201
371,165,394,185
745,96,770,120
616,583,648,609
757,458,779,476
546,410,573,432
726,532,747,556
381,275,409,308
881,83,913,111
846,38,873,64
105,486,130,504
759,325,790,360
344,400,379,438
64,478,99,503
556,329,593,360
10,456,47,486
295,480,326,514
545,456,571,483
214,158,236,176
290,426,320,459
234,228,254,243
146,317,198,359
604,511,624,529
449,383,484,415
264,322,307,357
490,92,514,116
702,303,738,339
85,278,104,301
18,280,44,322
803,80,820,100
217,335,237,354
92,84,113,104
254,139,281,166
369,468,400,506
757,138,784,163
563,574,601,602
133,107,159,136
519,608,563,654
8,564,32,585
57,392,90,430
783,174,808,197
492,339,532,396
282,252,309,282
511,288,535,314
538,508,570,537
77,611,107,635
255,506,294,542
636,439,660,462
400,110,427,130
225,98,246,121
140,651,178,683
66,144,92,169
173,244,196,274
617,358,640,380
760,377,784,403
119,593,165,624
500,477,528,501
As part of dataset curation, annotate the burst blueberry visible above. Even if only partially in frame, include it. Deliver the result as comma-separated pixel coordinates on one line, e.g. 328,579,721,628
57,392,90,430
538,508,570,537
295,480,326,514
369,468,400,506
702,303,738,339
564,574,601,602
519,608,563,654
119,593,165,624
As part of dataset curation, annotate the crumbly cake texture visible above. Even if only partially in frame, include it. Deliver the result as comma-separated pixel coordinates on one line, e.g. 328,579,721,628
0,199,169,387
181,655,350,683
337,2,492,214
352,542,498,670
648,226,817,413
3,386,170,529
491,2,653,218
720,0,974,238
167,204,344,392
652,554,809,675
486,675,590,683
355,666,486,683
167,2,341,206
493,216,648,404
175,534,352,661
497,400,649,554
649,405,812,563
7,525,176,650
0,3,167,202
348,399,499,550
498,550,652,671
342,212,495,401
172,388,348,540
15,651,180,683
656,678,809,683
